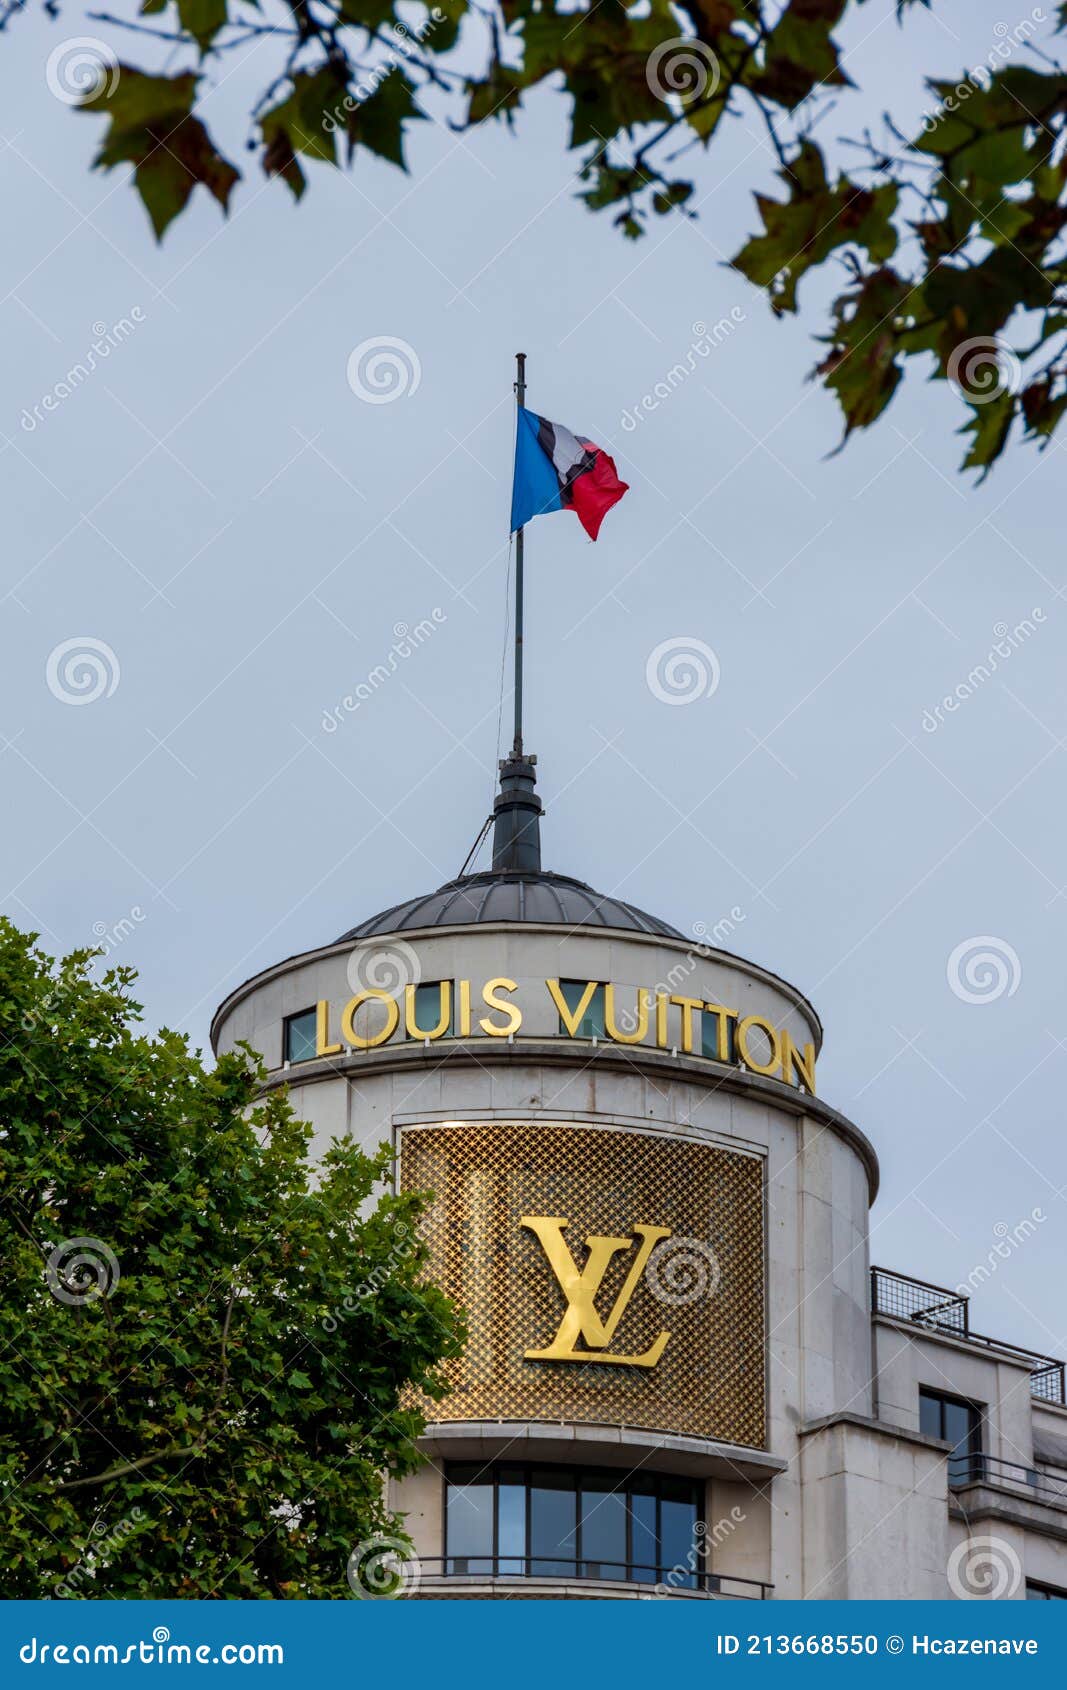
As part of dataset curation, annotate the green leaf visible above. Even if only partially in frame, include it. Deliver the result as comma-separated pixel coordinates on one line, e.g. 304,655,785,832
749,0,854,111
1020,378,1067,443
959,389,1015,477
350,71,425,169
79,68,239,239
260,67,346,198
177,0,229,53
466,70,524,126
814,266,911,441
924,246,1054,349
732,141,897,313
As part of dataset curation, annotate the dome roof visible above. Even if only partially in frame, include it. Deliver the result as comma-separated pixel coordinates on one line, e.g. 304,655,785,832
337,748,683,944
337,869,684,943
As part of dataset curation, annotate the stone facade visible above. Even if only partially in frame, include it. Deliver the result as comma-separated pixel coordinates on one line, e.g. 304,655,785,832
212,879,1067,1601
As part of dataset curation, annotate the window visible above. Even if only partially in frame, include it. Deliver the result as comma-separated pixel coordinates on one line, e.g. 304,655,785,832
283,1006,317,1065
1026,1581,1067,1600
406,980,454,1040
444,1462,702,1586
701,1009,736,1063
919,1388,984,1486
557,981,606,1040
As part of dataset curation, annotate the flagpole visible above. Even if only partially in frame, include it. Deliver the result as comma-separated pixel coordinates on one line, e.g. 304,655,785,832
513,351,526,757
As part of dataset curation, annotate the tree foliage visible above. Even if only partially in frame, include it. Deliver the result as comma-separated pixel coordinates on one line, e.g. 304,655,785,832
0,918,462,1598
11,0,1067,471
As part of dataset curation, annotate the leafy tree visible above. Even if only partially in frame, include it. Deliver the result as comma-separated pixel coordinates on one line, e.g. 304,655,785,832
0,918,462,1598
12,0,1067,472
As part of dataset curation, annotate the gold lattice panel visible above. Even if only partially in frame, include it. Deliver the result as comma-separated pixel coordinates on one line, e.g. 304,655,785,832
399,1122,765,1447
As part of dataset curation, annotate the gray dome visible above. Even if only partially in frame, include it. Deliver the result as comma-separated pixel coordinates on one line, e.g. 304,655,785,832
337,870,684,943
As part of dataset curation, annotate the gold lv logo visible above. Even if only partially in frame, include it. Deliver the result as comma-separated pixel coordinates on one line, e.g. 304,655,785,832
520,1215,672,1368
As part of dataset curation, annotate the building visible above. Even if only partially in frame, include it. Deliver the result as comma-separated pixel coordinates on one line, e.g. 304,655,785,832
211,751,1067,1601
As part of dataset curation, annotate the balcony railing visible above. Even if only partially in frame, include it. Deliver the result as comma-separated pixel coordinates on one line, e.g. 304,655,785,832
414,1556,771,1598
948,1453,1067,1508
871,1268,1066,1406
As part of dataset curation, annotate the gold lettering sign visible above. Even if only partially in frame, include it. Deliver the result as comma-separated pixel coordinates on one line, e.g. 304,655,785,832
520,1216,671,1368
312,977,816,1093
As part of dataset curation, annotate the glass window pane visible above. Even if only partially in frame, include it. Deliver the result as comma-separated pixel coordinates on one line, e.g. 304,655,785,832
530,1468,577,1576
941,1400,968,1450
921,1392,981,1486
442,1464,714,1590
660,1497,699,1590
559,981,605,1039
580,1481,626,1581
918,1390,942,1441
628,1491,657,1583
701,1009,734,1062
410,981,453,1039
284,1008,317,1065
446,1475,493,1574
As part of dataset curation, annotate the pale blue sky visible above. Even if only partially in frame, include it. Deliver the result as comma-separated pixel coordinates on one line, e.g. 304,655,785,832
2,1,1064,1358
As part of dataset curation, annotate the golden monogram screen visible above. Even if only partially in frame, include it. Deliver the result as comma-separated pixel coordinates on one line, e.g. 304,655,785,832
399,1121,766,1447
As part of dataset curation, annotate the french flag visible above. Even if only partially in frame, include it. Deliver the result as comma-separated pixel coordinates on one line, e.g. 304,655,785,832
510,409,629,541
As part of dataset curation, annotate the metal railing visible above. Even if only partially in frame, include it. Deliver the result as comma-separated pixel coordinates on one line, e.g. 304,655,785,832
871,1268,1066,1406
870,1266,969,1333
948,1453,1067,1508
415,1556,771,1598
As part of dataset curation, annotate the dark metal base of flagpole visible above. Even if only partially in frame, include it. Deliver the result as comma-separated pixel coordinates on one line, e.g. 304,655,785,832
491,751,543,874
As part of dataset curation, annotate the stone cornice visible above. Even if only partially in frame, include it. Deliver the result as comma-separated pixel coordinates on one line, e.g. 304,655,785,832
252,1035,880,1199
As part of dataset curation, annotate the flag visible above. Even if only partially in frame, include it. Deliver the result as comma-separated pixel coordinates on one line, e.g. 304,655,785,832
510,409,629,541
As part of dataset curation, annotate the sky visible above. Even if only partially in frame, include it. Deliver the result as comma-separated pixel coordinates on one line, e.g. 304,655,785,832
1,0,1064,1362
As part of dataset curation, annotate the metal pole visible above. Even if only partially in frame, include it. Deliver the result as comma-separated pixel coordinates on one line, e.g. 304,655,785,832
513,352,526,756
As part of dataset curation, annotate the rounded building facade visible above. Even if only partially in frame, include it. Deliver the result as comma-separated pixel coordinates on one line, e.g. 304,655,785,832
211,755,1067,1601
